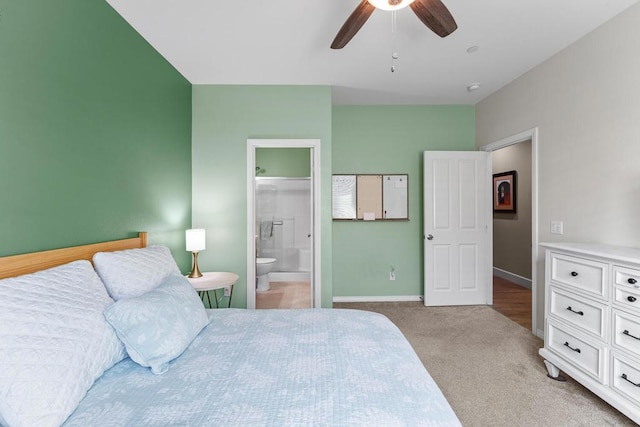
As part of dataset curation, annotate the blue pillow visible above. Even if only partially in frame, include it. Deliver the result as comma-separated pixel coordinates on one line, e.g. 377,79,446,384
104,273,210,374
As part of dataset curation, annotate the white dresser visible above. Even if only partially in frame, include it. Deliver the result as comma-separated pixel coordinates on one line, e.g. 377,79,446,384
540,243,640,423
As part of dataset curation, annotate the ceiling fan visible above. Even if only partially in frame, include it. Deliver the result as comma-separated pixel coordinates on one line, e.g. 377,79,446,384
331,0,457,49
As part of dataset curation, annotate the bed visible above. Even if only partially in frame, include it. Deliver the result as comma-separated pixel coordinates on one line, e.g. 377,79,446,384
0,233,460,427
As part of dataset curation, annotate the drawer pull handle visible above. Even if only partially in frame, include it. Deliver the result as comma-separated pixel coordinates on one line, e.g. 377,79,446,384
570,271,579,277
629,278,638,285
563,341,581,353
623,330,640,341
628,296,637,303
566,306,584,316
621,374,640,387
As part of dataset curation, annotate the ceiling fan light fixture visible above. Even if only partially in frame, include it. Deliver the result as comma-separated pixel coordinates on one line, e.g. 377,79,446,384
331,0,457,49
367,0,417,11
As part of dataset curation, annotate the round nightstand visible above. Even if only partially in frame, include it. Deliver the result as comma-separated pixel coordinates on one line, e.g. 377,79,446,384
187,272,239,308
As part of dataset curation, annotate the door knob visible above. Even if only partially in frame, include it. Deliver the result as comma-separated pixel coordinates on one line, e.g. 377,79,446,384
426,234,434,240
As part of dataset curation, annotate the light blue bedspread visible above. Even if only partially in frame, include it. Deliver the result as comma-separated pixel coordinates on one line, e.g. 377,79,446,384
64,309,460,426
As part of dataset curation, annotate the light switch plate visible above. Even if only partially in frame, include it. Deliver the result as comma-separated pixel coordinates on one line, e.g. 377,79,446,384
551,221,563,235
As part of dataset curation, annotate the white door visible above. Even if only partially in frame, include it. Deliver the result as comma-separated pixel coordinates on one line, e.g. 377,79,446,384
423,151,492,306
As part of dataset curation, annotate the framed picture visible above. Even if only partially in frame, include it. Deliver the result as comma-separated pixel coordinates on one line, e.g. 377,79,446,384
493,171,517,213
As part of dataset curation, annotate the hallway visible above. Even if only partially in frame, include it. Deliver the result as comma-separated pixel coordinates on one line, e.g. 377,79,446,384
492,276,532,330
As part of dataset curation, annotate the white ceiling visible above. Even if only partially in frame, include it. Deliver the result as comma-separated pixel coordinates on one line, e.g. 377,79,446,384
105,0,638,105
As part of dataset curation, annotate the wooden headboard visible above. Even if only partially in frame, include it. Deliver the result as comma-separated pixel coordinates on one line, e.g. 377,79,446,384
0,232,148,280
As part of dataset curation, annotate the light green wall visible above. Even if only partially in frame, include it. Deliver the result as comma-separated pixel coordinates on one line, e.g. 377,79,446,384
256,148,311,177
0,1,192,268
191,85,332,308
332,106,475,298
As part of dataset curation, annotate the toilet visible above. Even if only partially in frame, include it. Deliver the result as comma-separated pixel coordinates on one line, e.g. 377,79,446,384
256,257,276,292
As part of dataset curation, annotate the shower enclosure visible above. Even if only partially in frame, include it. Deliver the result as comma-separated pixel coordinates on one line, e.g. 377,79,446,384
256,177,312,281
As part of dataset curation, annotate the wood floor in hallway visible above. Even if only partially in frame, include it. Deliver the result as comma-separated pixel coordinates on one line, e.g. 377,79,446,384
492,276,532,330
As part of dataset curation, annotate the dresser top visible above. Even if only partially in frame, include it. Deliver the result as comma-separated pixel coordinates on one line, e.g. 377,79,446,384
541,242,640,265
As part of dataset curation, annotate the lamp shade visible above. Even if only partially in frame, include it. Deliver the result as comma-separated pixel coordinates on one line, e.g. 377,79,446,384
367,0,416,11
185,229,206,252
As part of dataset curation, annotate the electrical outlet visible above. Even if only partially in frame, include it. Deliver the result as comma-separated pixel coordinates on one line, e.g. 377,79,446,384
223,286,231,297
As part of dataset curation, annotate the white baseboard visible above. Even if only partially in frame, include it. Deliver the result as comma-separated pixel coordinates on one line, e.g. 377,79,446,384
333,295,423,303
536,329,544,339
493,267,532,289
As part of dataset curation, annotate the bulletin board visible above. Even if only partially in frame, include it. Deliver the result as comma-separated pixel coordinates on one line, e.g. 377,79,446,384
357,175,383,219
332,174,409,221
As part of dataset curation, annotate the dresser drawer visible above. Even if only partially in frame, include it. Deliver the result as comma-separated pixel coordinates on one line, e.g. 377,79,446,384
614,265,640,289
614,286,640,312
547,321,606,382
611,353,640,407
549,287,607,340
613,310,640,358
550,253,608,300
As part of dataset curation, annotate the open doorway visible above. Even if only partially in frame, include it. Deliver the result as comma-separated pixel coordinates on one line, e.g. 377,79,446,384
480,128,540,337
246,139,321,310
491,141,533,330
254,149,311,308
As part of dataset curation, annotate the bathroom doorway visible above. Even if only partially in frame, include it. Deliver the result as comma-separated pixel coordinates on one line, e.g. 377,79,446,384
246,139,321,309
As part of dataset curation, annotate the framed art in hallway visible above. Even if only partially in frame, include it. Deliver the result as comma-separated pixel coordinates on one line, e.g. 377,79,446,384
493,170,517,213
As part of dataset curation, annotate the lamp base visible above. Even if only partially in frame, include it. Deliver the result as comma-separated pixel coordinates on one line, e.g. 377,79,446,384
188,251,203,278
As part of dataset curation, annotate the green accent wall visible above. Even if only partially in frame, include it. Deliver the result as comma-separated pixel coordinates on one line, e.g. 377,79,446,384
256,148,311,177
192,85,332,308
0,0,192,268
332,106,475,298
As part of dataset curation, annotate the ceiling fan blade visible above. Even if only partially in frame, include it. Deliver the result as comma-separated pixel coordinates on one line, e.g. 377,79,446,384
410,0,457,38
331,0,376,49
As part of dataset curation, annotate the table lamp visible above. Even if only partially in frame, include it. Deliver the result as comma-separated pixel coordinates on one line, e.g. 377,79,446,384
186,229,206,278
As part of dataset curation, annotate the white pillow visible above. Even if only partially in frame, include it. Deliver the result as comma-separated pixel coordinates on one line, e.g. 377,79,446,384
104,273,210,374
0,260,126,427
93,245,180,301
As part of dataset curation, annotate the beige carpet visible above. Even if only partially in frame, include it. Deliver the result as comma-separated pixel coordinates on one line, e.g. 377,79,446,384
333,302,636,427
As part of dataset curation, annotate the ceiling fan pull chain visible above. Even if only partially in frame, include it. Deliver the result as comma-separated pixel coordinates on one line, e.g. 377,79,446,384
391,10,399,73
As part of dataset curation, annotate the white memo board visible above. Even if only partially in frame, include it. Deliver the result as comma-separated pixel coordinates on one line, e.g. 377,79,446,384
383,175,408,219
332,175,357,219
